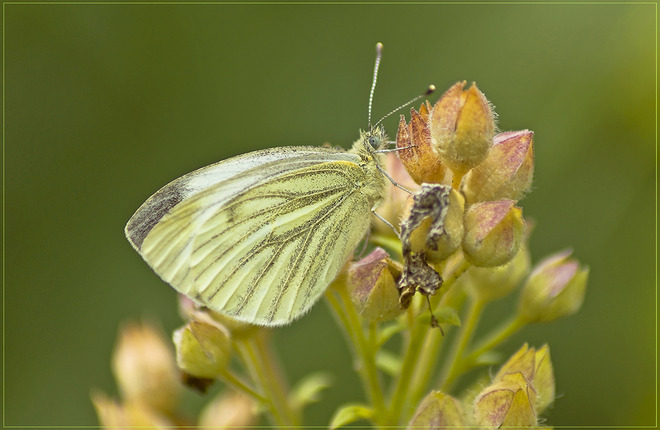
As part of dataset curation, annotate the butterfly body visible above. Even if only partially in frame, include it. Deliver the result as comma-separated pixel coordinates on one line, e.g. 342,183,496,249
126,128,388,326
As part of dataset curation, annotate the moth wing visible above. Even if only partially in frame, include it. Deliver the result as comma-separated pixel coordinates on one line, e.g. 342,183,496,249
126,147,372,326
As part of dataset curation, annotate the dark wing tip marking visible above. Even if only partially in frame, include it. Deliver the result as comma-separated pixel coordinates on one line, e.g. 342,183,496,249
125,186,186,251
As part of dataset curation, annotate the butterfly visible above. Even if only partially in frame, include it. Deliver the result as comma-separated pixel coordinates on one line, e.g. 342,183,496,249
123,44,415,326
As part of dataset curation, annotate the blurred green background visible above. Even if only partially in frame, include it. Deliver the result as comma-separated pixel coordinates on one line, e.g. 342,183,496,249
3,2,655,427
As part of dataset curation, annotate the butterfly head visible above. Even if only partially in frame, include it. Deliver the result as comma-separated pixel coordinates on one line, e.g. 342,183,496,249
364,126,388,152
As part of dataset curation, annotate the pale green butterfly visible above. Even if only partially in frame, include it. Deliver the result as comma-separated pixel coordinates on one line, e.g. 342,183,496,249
125,43,428,326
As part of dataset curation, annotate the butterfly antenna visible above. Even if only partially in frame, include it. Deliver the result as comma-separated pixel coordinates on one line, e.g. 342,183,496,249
373,84,436,129
368,42,384,130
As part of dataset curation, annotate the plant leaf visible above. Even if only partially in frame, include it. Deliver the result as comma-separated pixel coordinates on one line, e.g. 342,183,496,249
329,403,374,429
289,372,333,411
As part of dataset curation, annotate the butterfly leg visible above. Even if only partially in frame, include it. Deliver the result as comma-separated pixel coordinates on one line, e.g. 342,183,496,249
376,164,413,194
371,204,400,238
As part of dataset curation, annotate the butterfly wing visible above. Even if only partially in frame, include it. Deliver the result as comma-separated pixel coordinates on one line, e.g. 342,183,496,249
126,147,374,326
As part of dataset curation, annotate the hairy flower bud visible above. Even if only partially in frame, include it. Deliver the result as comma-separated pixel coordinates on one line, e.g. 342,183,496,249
396,105,451,185
473,372,537,428
462,130,534,204
111,321,179,415
407,391,465,429
430,81,496,178
518,249,588,323
173,319,232,379
492,344,556,416
347,247,403,322
463,200,524,267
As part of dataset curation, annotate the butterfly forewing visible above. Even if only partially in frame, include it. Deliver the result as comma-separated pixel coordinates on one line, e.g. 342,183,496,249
126,147,377,326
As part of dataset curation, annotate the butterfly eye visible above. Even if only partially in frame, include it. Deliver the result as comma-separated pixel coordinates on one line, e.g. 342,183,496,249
368,136,380,149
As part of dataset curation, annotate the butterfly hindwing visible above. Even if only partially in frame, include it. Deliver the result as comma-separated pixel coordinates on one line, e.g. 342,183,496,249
127,147,374,326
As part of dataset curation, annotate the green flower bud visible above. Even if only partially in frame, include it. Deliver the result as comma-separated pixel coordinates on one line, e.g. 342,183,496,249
407,391,465,429
465,245,531,303
173,319,232,379
430,81,496,178
532,345,556,415
518,249,588,323
462,130,535,204
492,344,556,416
179,295,258,339
473,372,537,428
347,248,403,322
111,321,179,415
463,200,524,267
493,343,536,383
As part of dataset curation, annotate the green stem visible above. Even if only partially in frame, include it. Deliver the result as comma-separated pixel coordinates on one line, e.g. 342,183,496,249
326,287,387,426
437,298,485,392
408,258,470,407
407,327,444,409
216,367,266,403
388,315,427,425
463,315,526,368
236,333,299,426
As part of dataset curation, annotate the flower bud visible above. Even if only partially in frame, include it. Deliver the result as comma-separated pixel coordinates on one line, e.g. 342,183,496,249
198,391,257,428
430,81,496,177
173,319,232,379
518,249,588,323
492,344,556,416
111,321,179,415
462,200,524,267
462,130,535,204
465,245,530,303
473,372,537,428
91,391,173,428
407,391,465,429
396,106,451,185
495,345,536,392
347,248,403,322
180,295,258,340
532,345,555,414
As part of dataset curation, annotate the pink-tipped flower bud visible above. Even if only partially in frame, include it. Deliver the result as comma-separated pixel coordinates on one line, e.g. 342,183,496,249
430,81,496,178
111,321,179,415
462,130,535,204
347,248,403,322
462,200,524,267
407,391,465,429
518,249,588,323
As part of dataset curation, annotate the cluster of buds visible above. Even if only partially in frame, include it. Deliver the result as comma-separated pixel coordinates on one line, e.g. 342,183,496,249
407,344,555,429
92,318,256,428
349,80,588,326
395,81,533,268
